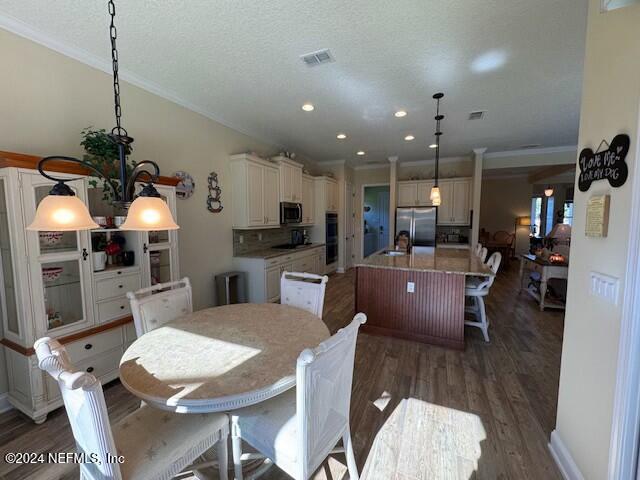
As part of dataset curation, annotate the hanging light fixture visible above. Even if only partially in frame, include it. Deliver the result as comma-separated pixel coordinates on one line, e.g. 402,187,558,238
27,0,178,232
544,185,554,197
430,93,445,207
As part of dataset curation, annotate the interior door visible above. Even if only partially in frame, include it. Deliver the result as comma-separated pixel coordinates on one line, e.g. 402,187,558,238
263,167,280,226
247,162,265,226
377,191,390,249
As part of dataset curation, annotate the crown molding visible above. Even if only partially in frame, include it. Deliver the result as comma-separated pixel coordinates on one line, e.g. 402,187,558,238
353,163,389,171
473,147,488,155
399,156,472,168
0,13,282,150
485,145,577,159
316,159,346,166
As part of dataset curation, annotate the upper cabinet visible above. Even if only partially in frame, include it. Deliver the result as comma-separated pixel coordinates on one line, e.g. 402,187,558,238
314,176,338,213
231,154,280,228
437,178,471,225
397,177,471,224
273,156,303,203
301,174,315,225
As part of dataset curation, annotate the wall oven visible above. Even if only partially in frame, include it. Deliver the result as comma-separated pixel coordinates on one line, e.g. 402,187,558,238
326,212,338,265
280,202,302,224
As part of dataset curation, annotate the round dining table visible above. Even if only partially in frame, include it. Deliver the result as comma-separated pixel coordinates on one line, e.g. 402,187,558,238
119,303,330,413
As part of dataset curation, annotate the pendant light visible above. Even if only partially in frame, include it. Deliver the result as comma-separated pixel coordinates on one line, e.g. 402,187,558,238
27,0,178,232
430,93,445,207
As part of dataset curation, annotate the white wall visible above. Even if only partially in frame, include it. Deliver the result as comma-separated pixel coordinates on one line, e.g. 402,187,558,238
553,1,640,478
0,29,284,395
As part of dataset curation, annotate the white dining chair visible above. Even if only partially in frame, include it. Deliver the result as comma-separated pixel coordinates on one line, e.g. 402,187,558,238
230,312,367,480
479,247,488,263
34,337,229,480
465,252,502,342
280,271,329,318
474,243,483,257
127,277,192,337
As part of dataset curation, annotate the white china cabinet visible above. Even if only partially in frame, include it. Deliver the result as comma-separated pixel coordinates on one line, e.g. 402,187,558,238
0,153,179,422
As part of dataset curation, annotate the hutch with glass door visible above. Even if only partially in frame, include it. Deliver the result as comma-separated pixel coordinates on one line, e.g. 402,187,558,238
0,151,179,423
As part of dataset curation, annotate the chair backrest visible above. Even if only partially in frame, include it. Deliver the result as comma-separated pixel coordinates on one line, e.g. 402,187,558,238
479,247,488,263
280,271,329,318
493,230,514,246
474,243,483,256
296,313,367,478
127,277,193,337
485,252,502,288
34,337,122,480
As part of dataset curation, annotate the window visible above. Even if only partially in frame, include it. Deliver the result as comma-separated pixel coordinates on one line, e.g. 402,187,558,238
563,201,574,226
531,197,542,237
545,196,555,236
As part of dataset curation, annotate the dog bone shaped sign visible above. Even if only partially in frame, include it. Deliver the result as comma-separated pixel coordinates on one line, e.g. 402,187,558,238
578,134,630,192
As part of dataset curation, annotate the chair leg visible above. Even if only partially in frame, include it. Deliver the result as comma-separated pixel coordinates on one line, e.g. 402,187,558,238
217,431,229,480
478,297,490,342
231,418,244,480
343,427,359,480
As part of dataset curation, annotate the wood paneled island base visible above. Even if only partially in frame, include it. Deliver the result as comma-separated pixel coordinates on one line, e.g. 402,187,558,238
356,266,466,349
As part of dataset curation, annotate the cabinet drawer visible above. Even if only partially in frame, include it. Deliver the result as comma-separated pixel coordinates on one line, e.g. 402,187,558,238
97,297,131,323
266,254,295,268
95,274,141,301
65,328,123,364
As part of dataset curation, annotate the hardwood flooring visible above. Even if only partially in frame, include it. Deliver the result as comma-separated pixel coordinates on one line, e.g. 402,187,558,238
0,263,563,480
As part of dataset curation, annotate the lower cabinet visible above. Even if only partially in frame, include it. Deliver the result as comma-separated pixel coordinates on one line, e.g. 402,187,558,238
234,246,326,303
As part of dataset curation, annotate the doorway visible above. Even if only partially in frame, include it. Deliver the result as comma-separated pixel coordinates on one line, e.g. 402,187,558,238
362,185,390,258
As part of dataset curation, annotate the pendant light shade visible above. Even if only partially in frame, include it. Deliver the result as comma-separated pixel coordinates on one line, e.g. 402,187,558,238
27,195,99,231
430,186,442,206
119,196,179,231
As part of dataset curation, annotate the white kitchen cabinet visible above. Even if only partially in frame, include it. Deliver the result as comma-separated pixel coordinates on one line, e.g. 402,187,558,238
274,156,303,203
397,182,418,206
314,176,338,212
437,178,471,225
0,157,180,423
417,181,435,206
231,154,280,228
301,174,315,225
233,246,325,303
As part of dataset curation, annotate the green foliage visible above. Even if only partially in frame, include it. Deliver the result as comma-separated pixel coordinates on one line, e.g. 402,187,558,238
80,127,136,204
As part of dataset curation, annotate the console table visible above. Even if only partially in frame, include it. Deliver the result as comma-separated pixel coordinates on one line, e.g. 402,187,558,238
519,254,569,311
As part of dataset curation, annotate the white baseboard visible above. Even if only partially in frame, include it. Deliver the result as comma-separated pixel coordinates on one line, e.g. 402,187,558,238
0,392,13,414
549,430,585,480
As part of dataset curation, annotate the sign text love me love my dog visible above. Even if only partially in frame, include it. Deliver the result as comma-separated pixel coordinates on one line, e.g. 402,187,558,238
578,134,630,192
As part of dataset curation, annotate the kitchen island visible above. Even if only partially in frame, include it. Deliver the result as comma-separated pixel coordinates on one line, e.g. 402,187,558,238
356,247,494,349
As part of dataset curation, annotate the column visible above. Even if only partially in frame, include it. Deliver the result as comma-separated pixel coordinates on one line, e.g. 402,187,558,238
388,156,398,246
471,148,486,248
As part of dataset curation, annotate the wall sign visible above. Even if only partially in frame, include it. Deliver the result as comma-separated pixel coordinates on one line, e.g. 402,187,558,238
585,194,610,237
207,172,223,213
578,134,630,192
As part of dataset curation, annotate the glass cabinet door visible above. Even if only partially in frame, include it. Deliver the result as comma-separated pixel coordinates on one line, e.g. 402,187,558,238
0,178,19,337
23,174,94,335
147,247,173,286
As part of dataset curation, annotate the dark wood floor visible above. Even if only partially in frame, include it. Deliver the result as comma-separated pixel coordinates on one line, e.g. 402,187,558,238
0,264,563,480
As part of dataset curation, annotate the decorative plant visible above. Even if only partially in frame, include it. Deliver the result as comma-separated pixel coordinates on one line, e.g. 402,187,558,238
80,127,136,205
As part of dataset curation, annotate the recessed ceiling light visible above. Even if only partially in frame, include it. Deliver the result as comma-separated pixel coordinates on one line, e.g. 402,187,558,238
394,110,407,118
337,133,347,139
404,135,415,141
356,151,365,156
429,143,437,149
302,103,314,112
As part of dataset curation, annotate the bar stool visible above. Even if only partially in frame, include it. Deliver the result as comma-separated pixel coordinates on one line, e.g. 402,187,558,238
474,243,483,257
479,247,488,263
465,252,502,342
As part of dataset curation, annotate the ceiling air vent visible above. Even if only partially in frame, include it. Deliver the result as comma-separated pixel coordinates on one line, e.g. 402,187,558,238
301,49,335,67
468,110,486,120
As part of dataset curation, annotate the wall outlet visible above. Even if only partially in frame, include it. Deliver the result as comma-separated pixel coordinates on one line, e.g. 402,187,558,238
407,282,415,293
239,235,244,244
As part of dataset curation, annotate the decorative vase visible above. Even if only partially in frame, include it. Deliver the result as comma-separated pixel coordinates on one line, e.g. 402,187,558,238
93,251,107,271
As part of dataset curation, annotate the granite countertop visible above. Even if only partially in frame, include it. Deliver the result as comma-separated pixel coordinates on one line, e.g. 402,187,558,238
234,243,325,259
356,247,494,277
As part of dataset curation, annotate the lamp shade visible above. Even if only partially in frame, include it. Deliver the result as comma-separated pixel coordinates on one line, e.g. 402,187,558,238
119,196,179,231
517,216,531,226
544,187,554,197
430,186,442,206
548,223,572,239
27,195,99,231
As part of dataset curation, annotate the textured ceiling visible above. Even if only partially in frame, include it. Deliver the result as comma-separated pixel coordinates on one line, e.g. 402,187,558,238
0,0,589,164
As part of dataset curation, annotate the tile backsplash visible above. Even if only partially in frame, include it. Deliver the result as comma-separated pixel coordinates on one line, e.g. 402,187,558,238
233,226,314,255
436,225,470,244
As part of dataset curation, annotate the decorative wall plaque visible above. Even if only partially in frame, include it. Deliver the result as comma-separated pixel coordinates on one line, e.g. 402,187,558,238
173,171,195,199
207,172,223,213
585,194,610,237
578,134,630,192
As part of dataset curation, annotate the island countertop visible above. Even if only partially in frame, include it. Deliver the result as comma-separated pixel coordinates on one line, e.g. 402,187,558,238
356,247,494,277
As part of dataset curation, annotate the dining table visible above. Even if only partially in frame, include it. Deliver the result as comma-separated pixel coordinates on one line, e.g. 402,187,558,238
119,302,330,413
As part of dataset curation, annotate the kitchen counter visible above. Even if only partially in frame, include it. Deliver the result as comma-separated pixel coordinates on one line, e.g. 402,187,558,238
233,243,324,259
356,247,493,277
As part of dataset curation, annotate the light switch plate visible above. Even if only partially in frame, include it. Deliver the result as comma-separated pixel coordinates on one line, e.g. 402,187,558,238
590,271,619,305
407,282,415,293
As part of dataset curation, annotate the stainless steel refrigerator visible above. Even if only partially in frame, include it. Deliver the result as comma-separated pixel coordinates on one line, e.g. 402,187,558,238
396,207,437,248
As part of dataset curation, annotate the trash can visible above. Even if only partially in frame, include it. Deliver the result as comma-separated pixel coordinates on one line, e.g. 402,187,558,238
215,271,247,305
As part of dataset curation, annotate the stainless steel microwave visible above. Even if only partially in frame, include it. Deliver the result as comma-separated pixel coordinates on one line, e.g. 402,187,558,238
280,202,302,224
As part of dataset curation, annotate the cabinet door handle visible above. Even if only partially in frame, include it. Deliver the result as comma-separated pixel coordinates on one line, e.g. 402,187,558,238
118,285,123,289
120,305,125,310
82,248,88,261
143,243,148,254
86,367,94,373
84,343,92,350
